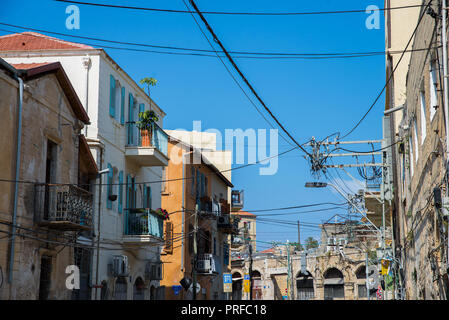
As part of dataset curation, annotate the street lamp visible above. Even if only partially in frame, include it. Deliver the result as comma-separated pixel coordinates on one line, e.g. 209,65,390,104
304,181,380,233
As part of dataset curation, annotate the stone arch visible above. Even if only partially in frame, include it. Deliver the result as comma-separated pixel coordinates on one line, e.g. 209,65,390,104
113,276,128,300
295,270,314,300
133,276,145,300
323,267,345,300
232,271,243,301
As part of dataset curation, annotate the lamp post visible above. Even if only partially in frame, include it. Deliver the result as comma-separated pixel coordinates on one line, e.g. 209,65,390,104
304,182,380,233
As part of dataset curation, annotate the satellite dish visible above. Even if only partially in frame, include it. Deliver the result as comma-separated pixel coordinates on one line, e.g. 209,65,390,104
188,283,201,294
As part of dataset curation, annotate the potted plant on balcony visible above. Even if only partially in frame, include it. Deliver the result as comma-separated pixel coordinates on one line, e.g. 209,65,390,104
151,208,170,220
136,110,159,147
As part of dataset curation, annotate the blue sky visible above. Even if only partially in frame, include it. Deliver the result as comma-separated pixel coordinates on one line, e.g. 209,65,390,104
1,0,388,250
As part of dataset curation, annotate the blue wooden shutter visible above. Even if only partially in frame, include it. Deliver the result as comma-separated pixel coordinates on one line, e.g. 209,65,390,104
109,75,116,118
118,171,123,213
120,87,125,125
148,186,152,210
139,103,145,114
125,174,131,234
128,93,134,145
143,183,147,208
107,163,113,209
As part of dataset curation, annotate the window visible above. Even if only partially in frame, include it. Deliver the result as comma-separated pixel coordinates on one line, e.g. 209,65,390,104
413,118,419,163
430,60,438,119
109,75,116,118
143,185,152,209
190,167,195,196
420,87,427,144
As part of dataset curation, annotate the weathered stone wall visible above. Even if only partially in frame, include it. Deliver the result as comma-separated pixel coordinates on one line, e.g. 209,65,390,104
0,71,84,299
390,1,449,300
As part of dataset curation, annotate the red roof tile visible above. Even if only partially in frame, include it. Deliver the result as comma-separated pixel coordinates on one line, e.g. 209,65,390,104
232,211,256,217
0,32,94,51
259,248,274,253
12,62,53,69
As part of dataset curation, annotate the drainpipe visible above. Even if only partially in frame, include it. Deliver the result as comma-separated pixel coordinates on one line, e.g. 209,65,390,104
8,75,24,284
82,57,91,137
94,148,107,299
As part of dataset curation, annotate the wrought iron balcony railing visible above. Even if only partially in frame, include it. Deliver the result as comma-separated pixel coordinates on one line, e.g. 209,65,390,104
124,208,164,240
35,183,93,230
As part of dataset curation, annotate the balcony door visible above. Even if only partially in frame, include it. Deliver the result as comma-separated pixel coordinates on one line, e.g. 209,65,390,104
43,140,57,220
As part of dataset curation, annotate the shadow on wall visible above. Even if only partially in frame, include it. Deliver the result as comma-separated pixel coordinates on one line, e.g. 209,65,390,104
271,276,283,300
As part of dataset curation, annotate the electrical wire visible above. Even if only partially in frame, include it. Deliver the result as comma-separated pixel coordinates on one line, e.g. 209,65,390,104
55,1,424,16
187,0,311,157
339,0,434,139
0,22,439,59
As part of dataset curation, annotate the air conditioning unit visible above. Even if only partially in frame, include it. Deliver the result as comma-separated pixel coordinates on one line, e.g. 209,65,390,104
111,255,129,277
196,254,220,275
145,261,163,281
218,215,230,226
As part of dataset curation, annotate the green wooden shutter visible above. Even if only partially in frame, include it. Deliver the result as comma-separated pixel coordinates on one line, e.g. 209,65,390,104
109,75,116,118
118,171,123,213
120,87,125,125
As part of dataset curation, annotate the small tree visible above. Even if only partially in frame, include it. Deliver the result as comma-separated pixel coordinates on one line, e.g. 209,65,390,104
305,237,319,250
139,77,157,108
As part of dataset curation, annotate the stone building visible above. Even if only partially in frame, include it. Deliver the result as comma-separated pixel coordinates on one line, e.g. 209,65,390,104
232,217,383,300
385,0,449,299
0,59,97,299
160,130,236,300
0,32,169,300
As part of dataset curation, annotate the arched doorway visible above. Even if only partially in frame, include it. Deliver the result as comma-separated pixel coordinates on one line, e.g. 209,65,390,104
114,277,128,300
296,271,314,300
133,277,145,300
323,268,344,300
251,270,262,300
232,272,243,300
150,285,156,300
355,265,376,299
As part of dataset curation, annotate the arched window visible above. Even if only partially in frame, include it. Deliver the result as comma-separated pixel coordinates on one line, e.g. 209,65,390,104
355,265,376,299
114,277,128,300
296,270,314,300
323,268,344,300
232,272,242,300
133,277,145,300
251,270,262,300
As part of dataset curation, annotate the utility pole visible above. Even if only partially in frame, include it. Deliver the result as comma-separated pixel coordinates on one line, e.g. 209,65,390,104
366,251,370,300
286,240,290,300
249,242,253,300
297,221,300,250
192,203,198,300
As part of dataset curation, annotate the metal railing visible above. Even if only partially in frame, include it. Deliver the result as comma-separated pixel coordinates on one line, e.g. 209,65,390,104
35,183,93,228
126,122,168,156
124,208,164,239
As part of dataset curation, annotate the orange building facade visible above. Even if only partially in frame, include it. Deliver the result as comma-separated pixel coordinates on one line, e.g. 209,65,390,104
160,135,237,300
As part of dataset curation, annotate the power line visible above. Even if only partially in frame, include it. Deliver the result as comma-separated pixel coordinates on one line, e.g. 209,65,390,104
55,1,424,16
339,0,433,139
233,201,347,213
0,22,438,58
188,0,311,157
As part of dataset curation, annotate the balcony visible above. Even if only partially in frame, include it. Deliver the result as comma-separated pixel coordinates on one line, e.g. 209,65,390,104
35,184,93,231
196,253,221,275
123,208,164,244
231,190,244,211
125,122,169,167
